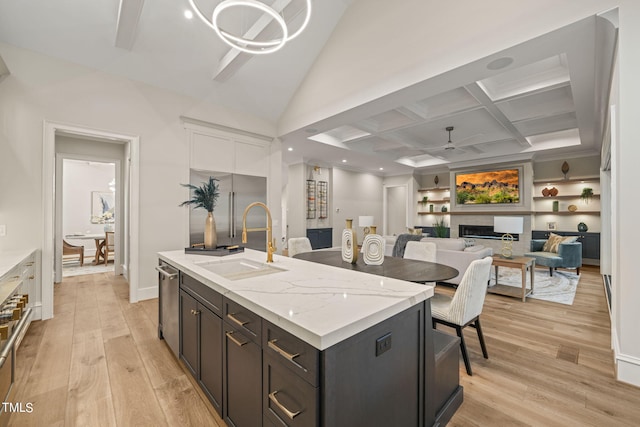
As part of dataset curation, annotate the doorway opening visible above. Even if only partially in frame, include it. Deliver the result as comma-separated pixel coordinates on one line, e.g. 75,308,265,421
383,184,409,236
42,121,140,321
60,158,117,278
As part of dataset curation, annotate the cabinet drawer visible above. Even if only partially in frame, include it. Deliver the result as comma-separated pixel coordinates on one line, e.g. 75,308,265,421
223,298,261,344
180,273,222,316
263,321,319,387
264,354,319,427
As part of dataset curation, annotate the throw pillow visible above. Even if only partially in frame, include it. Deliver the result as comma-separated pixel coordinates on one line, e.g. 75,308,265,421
543,233,564,253
463,238,476,248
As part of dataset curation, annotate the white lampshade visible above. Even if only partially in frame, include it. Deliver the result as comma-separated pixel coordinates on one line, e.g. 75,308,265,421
359,216,374,227
493,216,524,234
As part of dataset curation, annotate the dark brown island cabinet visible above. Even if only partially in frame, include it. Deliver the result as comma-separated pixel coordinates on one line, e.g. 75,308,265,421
162,268,462,427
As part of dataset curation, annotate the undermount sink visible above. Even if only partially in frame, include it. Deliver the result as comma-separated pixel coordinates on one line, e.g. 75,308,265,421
195,258,286,281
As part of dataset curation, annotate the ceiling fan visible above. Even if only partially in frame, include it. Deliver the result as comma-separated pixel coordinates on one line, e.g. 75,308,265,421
444,126,455,150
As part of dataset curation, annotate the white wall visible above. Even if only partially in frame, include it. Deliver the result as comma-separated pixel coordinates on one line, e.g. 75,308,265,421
0,42,276,304
615,1,640,386
332,168,383,244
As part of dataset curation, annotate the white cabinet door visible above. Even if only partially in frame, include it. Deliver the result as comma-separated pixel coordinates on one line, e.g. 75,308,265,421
191,132,234,173
234,139,269,177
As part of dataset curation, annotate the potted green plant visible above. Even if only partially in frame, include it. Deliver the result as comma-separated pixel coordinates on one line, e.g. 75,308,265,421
420,196,429,206
180,177,220,249
433,218,448,238
580,187,593,204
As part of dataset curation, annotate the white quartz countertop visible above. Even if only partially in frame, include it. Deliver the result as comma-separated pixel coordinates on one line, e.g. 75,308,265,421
159,249,434,350
0,250,35,279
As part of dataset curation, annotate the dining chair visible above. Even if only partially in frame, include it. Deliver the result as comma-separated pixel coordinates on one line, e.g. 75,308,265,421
62,240,84,266
431,256,492,375
104,231,115,265
403,241,437,286
288,237,313,257
403,241,437,262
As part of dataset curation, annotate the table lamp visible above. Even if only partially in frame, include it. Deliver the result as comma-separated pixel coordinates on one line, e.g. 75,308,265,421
359,216,375,235
493,216,523,259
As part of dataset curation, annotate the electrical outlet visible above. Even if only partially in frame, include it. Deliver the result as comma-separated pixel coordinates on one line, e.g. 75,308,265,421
375,333,392,356
0,225,5,237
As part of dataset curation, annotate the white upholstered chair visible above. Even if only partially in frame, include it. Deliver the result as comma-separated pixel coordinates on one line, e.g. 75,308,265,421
288,237,313,257
403,241,438,286
431,256,492,375
403,241,437,262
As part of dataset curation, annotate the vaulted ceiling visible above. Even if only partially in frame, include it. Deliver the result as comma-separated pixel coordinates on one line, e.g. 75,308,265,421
0,1,618,175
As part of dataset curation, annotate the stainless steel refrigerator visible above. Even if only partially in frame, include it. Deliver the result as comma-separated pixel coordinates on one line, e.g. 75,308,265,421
189,170,267,251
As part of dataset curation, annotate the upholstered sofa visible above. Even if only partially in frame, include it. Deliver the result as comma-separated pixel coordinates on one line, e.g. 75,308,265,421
524,237,582,276
385,235,493,285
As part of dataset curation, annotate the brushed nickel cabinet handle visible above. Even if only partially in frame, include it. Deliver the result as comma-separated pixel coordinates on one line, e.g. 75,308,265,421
226,312,248,327
268,391,301,420
225,331,247,347
190,309,200,316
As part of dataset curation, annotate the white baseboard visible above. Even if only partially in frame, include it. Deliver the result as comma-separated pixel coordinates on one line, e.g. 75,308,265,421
136,285,158,302
617,354,640,387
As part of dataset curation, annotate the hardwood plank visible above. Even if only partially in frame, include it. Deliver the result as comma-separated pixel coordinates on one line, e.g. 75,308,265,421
103,334,168,427
154,375,223,427
66,330,116,426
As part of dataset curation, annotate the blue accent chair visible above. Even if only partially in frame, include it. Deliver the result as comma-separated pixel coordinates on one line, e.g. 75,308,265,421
524,239,582,276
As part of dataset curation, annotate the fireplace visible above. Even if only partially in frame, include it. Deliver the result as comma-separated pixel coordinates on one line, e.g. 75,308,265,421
459,224,520,241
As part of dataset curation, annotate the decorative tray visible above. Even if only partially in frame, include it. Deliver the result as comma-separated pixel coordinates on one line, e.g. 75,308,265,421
184,245,245,256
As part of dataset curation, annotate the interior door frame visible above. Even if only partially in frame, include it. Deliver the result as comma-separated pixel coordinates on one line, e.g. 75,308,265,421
42,120,140,320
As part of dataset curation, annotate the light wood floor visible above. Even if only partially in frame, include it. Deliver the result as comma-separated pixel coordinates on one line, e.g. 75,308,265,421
7,266,640,426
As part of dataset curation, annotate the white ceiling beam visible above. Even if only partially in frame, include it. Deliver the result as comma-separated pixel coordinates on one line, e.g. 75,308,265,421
115,0,146,50
464,83,532,147
213,0,295,82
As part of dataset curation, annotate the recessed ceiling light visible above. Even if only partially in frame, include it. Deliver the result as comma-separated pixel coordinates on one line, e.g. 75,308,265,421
379,167,384,171
287,147,293,151
184,9,194,19
342,159,347,163
487,57,514,70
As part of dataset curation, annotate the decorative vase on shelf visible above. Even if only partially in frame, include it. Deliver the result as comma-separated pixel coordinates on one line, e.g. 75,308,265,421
429,204,434,212
341,219,358,264
562,161,570,179
577,222,588,232
552,200,559,212
542,187,550,197
549,187,558,196
205,212,217,249
103,223,114,232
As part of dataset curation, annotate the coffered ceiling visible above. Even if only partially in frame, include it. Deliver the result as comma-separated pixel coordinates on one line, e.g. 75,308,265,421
280,12,618,175
0,1,618,176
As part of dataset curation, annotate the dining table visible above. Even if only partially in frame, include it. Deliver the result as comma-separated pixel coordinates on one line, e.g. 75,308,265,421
292,249,459,284
64,233,107,265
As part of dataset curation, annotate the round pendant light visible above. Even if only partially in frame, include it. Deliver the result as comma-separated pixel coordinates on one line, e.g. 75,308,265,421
189,0,312,55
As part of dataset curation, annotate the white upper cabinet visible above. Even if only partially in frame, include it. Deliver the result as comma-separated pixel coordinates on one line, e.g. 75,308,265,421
184,119,272,177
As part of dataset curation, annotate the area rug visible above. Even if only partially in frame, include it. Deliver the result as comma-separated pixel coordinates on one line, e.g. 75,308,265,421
489,268,580,305
63,263,114,277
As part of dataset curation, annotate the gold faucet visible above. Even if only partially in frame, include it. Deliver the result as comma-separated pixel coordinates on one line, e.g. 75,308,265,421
242,202,276,263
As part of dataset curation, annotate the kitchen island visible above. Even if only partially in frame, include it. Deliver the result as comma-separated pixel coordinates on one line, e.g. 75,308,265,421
158,249,462,427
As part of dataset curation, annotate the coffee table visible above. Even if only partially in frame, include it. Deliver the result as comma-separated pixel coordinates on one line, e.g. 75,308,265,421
489,256,535,302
